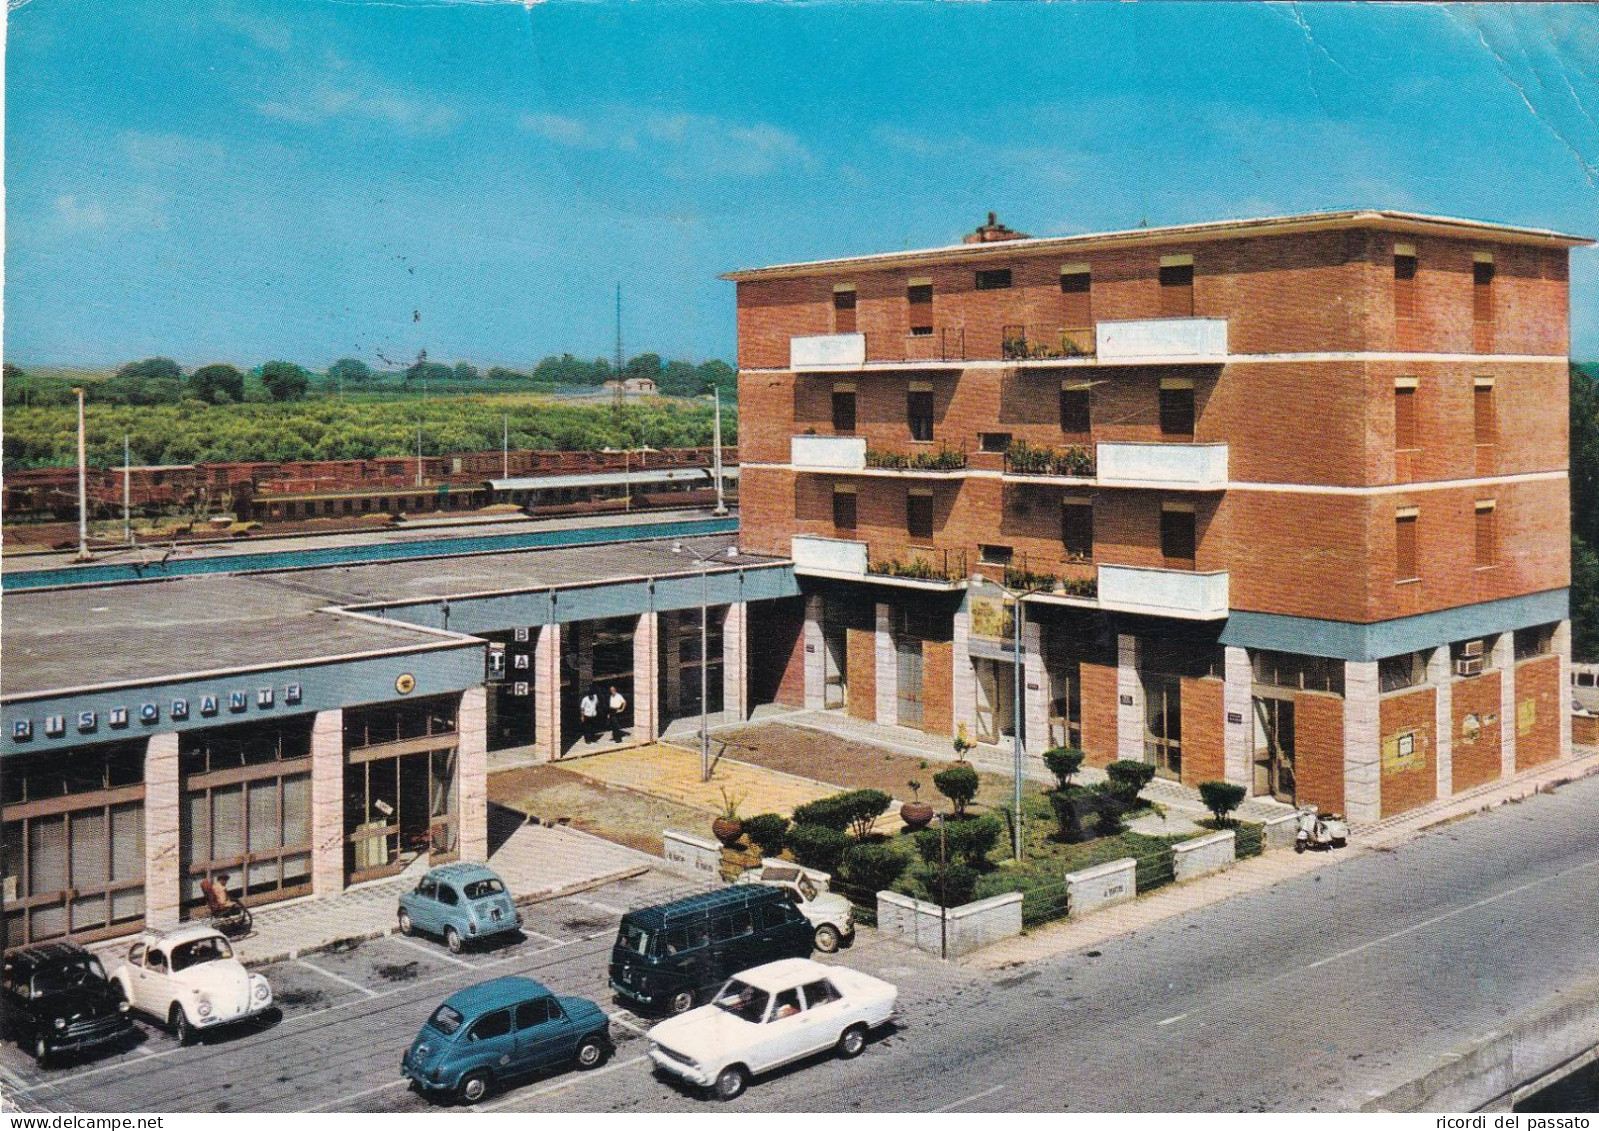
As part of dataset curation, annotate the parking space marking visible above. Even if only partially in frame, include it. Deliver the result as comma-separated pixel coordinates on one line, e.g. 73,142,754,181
475,1053,648,1112
521,927,562,945
605,1011,650,1038
1156,1013,1188,1027
571,896,625,916
302,1077,411,1112
297,957,378,998
932,1083,1004,1112
384,934,475,968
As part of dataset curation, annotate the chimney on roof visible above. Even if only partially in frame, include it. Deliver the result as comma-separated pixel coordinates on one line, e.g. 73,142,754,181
964,211,1029,244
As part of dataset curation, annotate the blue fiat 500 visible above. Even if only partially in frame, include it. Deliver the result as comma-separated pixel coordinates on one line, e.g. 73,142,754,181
401,976,612,1104
397,863,523,953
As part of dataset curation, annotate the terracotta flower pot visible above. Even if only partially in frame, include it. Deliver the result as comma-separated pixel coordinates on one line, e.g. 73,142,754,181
899,801,934,831
712,817,743,846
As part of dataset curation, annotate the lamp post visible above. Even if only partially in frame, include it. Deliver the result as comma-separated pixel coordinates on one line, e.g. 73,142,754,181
995,573,1053,862
673,540,738,782
934,811,949,960
73,386,91,562
708,389,728,516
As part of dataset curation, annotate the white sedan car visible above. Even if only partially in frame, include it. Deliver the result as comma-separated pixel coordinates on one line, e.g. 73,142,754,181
112,925,272,1044
647,957,896,1100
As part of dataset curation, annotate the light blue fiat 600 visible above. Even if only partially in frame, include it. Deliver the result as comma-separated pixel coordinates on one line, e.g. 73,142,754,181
397,862,523,953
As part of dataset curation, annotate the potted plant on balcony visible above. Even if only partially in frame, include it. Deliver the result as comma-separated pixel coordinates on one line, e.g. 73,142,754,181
900,780,934,831
711,787,745,847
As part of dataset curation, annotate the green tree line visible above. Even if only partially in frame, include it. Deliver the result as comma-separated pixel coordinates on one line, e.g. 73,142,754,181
1570,363,1599,661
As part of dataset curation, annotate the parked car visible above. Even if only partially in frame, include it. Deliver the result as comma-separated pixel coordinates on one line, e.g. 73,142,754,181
735,861,855,953
111,925,273,1044
398,862,524,954
1,943,136,1066
647,957,897,1100
609,886,813,1016
401,976,611,1104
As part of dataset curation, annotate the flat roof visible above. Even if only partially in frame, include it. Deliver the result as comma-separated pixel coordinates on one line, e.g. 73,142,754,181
723,209,1594,282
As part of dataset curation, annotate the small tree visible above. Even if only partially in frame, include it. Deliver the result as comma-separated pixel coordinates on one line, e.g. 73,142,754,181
928,862,977,908
785,824,850,873
260,360,310,402
742,813,789,856
842,843,907,892
839,789,891,841
933,763,980,817
1042,747,1085,791
1198,781,1247,828
1105,760,1157,802
791,795,851,832
914,814,1001,870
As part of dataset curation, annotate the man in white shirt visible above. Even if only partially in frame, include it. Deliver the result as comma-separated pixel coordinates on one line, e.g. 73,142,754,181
607,685,628,741
579,689,600,742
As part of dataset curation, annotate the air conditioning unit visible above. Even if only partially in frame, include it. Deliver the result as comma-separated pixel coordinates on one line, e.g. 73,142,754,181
1461,639,1486,658
1456,656,1485,677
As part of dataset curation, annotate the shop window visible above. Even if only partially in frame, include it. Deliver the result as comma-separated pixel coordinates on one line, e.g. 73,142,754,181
907,492,934,540
1378,650,1428,693
1061,501,1093,561
907,390,934,442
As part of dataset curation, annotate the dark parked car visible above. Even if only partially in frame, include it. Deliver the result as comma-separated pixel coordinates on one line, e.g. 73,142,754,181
2,943,136,1066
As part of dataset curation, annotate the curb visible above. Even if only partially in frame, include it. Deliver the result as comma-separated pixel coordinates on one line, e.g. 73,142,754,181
241,864,649,968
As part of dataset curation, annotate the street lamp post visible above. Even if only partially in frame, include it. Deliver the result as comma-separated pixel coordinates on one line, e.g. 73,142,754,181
708,389,728,516
73,386,91,562
996,575,1052,862
673,540,737,782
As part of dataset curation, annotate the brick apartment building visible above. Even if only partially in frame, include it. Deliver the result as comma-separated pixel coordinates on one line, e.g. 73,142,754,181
730,209,1591,822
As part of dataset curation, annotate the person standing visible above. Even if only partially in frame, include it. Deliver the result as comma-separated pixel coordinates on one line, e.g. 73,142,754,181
579,688,600,743
608,684,628,741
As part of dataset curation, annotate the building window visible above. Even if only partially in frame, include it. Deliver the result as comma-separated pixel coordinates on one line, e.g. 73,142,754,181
1250,650,1345,695
1061,501,1093,561
979,432,1012,454
907,389,934,442
1394,247,1417,320
1160,507,1197,569
1473,257,1495,324
1395,509,1419,582
1060,266,1092,327
975,269,1012,291
1475,500,1497,568
1059,386,1091,435
1394,381,1419,450
1159,385,1196,437
1378,650,1427,693
832,286,856,334
1474,380,1496,446
831,389,856,433
1514,625,1555,660
979,544,1013,566
907,492,934,540
831,488,856,531
1159,257,1195,317
1450,638,1496,675
907,279,933,336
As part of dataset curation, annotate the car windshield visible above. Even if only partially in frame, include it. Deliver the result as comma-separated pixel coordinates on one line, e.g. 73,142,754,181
428,1005,464,1035
33,958,107,994
170,936,232,972
797,876,818,900
714,980,770,1024
462,878,505,900
618,923,651,957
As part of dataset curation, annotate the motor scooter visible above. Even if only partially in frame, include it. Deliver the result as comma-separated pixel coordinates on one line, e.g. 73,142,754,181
1294,807,1349,852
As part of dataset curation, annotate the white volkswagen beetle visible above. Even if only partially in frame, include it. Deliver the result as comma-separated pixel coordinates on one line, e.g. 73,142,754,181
647,957,896,1101
112,926,272,1044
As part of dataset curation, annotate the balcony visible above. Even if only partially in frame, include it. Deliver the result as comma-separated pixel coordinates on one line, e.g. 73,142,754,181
791,434,867,471
1001,324,1096,361
1001,440,1096,482
790,437,970,477
1096,564,1229,620
1095,318,1228,364
791,333,868,370
1095,442,1228,490
790,535,968,589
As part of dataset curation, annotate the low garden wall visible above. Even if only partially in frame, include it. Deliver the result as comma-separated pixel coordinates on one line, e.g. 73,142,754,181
1263,811,1300,851
662,828,723,880
1172,830,1235,882
1064,858,1137,916
876,890,1023,958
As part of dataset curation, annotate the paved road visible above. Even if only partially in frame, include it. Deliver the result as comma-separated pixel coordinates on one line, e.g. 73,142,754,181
5,775,1598,1113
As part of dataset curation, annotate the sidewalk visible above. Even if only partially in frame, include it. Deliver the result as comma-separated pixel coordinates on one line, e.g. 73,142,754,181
94,818,657,969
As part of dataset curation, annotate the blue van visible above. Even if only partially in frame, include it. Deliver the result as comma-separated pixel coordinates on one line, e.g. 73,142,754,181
397,863,523,953
401,976,611,1104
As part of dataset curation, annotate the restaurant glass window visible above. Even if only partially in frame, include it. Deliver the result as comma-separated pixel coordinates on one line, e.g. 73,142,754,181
344,695,461,883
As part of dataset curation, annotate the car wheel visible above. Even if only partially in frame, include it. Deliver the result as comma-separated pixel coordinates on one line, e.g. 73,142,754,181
668,989,695,1015
398,910,414,937
33,1036,51,1067
713,1064,748,1101
445,927,463,954
575,1033,609,1070
171,1005,196,1046
457,1069,492,1105
814,924,841,954
836,1023,868,1059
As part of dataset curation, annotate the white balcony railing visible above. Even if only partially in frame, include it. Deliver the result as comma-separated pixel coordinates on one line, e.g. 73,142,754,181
1097,565,1229,619
790,434,867,471
1096,442,1229,489
791,534,869,576
791,333,867,370
1095,318,1228,363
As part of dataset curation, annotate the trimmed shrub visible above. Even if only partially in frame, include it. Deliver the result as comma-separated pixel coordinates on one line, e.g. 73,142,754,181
933,763,980,816
928,862,978,908
742,813,790,856
913,814,1002,869
1047,787,1095,843
1042,747,1086,791
1090,781,1130,835
784,823,850,873
1198,781,1248,827
790,795,850,832
1106,759,1157,796
792,790,893,840
842,842,908,892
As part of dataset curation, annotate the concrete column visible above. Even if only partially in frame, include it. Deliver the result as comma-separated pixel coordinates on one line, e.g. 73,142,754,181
952,604,977,740
143,732,182,929
803,594,825,711
874,602,897,725
310,708,345,898
1428,646,1454,797
722,602,748,723
1495,633,1516,778
1343,661,1381,823
1223,646,1252,789
1556,619,1574,761
1116,633,1144,763
1022,613,1048,752
632,611,659,742
457,688,488,863
533,623,562,761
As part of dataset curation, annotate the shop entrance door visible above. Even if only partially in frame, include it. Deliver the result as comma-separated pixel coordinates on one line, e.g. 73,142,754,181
1252,696,1296,803
1047,663,1080,750
823,624,848,710
896,636,924,729
346,749,455,884
1143,672,1183,780
974,658,1016,746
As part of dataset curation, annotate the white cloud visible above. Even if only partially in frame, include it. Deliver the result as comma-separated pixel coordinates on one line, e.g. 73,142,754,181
256,78,459,136
53,195,109,231
517,107,810,178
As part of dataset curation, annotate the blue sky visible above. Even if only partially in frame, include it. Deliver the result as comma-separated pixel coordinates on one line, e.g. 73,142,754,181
6,1,1598,369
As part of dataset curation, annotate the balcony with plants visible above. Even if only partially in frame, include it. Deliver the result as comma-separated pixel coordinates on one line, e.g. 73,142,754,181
863,445,969,473
1001,323,1097,361
1002,439,1096,481
866,546,969,588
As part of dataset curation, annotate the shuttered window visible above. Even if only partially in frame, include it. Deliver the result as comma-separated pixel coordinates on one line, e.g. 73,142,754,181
1394,253,1417,320
1394,384,1418,450
833,287,856,333
1473,260,1495,323
1474,382,1496,445
975,269,1012,291
1475,501,1497,568
1159,261,1195,317
1395,511,1419,582
907,280,933,334
1060,268,1092,326
907,492,934,540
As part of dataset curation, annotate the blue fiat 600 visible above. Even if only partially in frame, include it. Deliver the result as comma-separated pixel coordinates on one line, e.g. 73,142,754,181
401,976,612,1104
397,863,523,953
